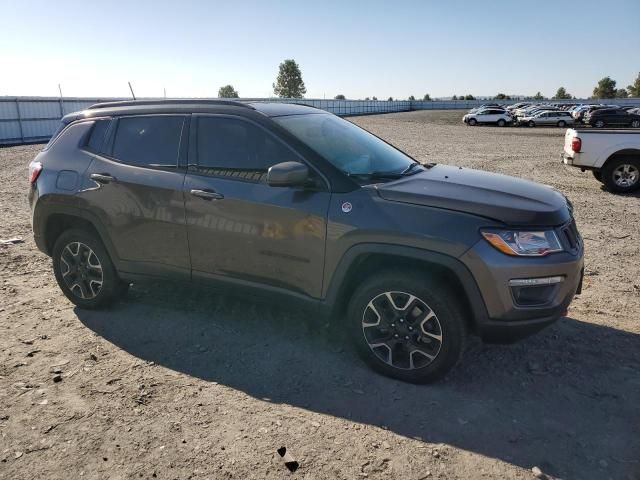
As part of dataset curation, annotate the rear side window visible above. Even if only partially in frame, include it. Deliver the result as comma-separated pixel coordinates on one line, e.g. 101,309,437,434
112,116,184,168
85,119,111,154
194,116,298,182
44,121,67,150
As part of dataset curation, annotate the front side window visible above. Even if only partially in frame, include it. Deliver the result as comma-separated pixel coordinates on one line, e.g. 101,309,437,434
112,115,184,168
194,116,299,182
274,113,415,176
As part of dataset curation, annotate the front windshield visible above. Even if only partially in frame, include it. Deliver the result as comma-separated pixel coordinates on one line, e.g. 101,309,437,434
274,113,415,176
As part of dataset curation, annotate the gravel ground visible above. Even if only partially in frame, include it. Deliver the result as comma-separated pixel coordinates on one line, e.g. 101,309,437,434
1,110,639,480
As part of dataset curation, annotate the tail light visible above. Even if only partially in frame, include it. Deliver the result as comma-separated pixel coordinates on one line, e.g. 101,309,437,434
571,137,582,153
28,160,43,184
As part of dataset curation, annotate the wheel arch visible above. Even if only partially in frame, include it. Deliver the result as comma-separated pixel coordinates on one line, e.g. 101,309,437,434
603,148,640,167
325,244,489,332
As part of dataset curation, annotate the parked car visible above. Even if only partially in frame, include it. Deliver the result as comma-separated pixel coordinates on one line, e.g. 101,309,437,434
584,108,640,128
29,99,583,383
507,102,531,112
463,108,513,126
515,105,559,119
563,128,640,192
520,111,575,127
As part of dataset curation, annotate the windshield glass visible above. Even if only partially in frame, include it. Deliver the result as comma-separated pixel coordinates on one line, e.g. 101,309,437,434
274,113,415,175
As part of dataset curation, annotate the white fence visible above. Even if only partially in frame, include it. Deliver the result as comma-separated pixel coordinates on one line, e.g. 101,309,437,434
1,96,639,145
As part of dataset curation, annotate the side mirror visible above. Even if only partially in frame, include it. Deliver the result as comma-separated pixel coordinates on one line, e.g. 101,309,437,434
267,161,309,187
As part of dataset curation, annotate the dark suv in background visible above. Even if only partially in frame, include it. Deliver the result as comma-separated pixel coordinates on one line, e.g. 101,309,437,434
28,100,584,383
585,108,640,128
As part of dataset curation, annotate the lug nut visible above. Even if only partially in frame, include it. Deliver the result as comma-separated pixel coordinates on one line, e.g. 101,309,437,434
394,334,399,338
408,326,413,331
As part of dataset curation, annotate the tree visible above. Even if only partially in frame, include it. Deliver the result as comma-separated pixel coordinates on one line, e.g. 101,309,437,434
452,95,458,100
553,87,572,100
388,96,394,101
273,59,306,98
218,85,239,98
334,94,346,100
372,96,378,101
423,93,431,101
408,95,415,101
464,94,475,100
616,88,629,98
533,91,544,100
364,97,371,101
592,76,617,99
628,72,640,97
495,93,511,100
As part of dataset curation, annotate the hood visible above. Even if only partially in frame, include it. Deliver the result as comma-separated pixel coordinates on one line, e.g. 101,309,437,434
375,165,570,226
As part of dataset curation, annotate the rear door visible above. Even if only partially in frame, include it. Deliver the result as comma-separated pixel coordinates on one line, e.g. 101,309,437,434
183,114,331,298
81,114,190,276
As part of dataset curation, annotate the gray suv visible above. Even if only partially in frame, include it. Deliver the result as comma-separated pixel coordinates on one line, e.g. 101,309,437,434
28,100,584,383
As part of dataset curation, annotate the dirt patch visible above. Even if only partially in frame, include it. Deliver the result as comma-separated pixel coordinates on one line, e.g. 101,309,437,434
1,111,639,480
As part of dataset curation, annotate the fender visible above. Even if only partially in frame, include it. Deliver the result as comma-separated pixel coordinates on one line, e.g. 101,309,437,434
323,243,490,328
32,195,121,268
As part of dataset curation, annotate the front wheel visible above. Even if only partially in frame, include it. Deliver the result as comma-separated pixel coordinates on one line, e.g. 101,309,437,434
601,157,640,193
594,119,605,128
631,120,640,128
347,270,467,383
52,229,125,309
497,119,506,127
557,120,566,128
468,118,477,126
528,120,535,127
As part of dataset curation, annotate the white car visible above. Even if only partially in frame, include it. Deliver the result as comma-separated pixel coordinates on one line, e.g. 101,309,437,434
562,128,640,193
463,108,512,126
520,111,575,127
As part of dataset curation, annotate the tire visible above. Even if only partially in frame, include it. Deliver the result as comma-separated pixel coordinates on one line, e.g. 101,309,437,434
528,120,535,127
631,120,640,128
601,156,640,193
468,118,477,126
557,120,566,128
347,269,467,384
497,119,506,127
594,119,605,128
52,229,124,309
592,170,603,182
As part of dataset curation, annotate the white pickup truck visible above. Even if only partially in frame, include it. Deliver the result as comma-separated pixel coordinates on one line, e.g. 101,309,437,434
562,128,640,193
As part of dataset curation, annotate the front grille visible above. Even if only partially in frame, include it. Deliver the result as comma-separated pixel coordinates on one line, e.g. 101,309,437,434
561,219,580,251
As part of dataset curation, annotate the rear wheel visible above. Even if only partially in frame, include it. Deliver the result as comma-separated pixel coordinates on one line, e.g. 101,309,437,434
592,170,603,182
497,119,506,127
528,120,535,127
594,119,605,128
557,120,566,128
601,156,640,193
347,270,467,383
631,120,640,128
468,118,477,126
52,229,125,309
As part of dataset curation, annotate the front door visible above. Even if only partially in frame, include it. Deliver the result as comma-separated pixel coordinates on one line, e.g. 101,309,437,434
183,114,330,298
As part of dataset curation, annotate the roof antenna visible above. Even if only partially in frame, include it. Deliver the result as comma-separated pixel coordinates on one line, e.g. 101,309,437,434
128,81,136,100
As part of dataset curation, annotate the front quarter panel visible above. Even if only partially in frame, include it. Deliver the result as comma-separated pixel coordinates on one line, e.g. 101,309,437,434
322,187,500,296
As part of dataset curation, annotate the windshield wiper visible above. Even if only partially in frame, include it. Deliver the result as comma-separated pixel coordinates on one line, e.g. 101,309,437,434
346,171,404,180
401,162,424,175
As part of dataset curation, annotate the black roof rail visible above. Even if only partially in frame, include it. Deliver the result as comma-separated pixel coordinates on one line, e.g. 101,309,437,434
87,99,255,110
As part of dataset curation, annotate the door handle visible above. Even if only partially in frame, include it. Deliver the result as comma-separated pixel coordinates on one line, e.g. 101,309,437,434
90,173,116,184
190,189,224,200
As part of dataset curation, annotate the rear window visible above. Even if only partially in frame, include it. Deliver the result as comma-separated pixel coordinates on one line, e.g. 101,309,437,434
85,119,111,154
43,121,67,150
112,115,185,168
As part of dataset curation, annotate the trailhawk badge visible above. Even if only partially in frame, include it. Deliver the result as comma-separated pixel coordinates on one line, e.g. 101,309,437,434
341,202,353,213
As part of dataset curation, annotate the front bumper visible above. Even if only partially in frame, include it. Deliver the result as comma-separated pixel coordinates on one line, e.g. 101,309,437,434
460,234,584,343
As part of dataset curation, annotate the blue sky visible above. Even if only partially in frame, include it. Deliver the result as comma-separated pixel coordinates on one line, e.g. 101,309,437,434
1,0,638,99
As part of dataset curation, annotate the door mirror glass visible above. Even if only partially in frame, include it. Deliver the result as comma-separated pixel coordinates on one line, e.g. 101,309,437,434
267,161,309,187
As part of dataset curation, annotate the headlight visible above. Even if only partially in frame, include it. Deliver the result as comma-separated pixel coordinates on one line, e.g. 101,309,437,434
481,229,563,256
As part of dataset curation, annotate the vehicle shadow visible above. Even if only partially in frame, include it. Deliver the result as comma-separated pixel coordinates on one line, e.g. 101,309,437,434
76,282,640,480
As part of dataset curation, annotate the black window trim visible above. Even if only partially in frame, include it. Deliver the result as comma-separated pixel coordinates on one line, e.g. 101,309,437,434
79,117,113,155
103,113,189,171
187,113,329,191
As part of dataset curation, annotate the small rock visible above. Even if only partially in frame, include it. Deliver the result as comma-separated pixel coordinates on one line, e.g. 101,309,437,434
52,375,62,383
310,421,320,428
39,399,48,405
382,441,391,449
531,466,544,478
52,368,63,374
14,451,23,459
